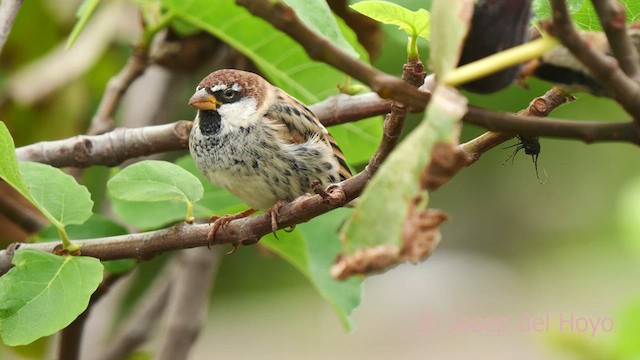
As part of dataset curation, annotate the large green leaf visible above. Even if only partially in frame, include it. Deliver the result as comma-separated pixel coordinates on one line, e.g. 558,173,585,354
162,0,381,164
262,208,361,330
351,0,430,40
341,86,466,252
0,122,32,203
1,124,93,251
0,249,104,346
19,162,94,229
108,160,204,223
283,0,358,57
109,156,244,230
533,0,640,30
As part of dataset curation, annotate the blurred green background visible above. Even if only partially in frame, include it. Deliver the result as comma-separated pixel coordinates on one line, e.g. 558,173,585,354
2,0,640,359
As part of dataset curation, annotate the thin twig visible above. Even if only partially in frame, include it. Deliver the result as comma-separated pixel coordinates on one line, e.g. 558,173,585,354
547,0,640,120
236,0,430,110
87,46,149,135
367,60,426,174
463,106,640,144
311,92,391,127
592,0,640,81
0,0,23,56
158,249,222,360
460,87,573,164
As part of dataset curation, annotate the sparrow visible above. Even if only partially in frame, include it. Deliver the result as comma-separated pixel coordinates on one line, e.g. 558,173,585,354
188,69,352,246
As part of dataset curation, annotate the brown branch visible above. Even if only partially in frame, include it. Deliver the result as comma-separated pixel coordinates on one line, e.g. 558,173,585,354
87,46,149,135
236,0,430,110
547,0,640,120
15,92,394,168
14,92,640,169
0,0,22,56
15,121,192,168
463,106,640,144
592,0,640,81
0,170,363,274
158,248,222,360
311,92,391,127
368,61,426,174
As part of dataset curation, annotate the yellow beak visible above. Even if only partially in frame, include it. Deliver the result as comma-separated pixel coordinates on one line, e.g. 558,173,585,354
188,92,219,110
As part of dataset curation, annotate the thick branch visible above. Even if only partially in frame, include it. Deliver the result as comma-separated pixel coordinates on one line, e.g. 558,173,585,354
236,0,430,110
0,0,22,56
0,171,368,275
15,121,192,167
592,0,640,80
548,0,640,120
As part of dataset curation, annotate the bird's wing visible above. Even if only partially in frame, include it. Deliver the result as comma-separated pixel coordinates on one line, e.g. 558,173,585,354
264,89,352,180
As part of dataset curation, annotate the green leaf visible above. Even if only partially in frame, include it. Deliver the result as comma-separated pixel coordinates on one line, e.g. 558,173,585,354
108,160,203,203
350,0,430,40
262,209,361,330
19,162,94,229
533,0,640,30
110,157,243,230
66,0,101,48
342,86,466,252
111,198,190,230
0,122,34,205
108,160,204,222
429,0,474,78
283,0,358,57
0,249,104,346
162,0,381,164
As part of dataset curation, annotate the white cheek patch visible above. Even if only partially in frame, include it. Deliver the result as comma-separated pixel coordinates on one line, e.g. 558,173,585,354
218,97,259,133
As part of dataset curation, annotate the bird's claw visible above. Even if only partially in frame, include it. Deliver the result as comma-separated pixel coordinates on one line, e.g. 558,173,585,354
206,209,257,251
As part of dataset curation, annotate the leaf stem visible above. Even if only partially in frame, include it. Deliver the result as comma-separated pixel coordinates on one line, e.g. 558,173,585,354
407,34,419,60
444,35,560,87
140,10,174,47
58,227,81,253
186,202,194,224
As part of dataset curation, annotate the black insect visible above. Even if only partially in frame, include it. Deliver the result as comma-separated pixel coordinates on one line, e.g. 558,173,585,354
504,134,544,182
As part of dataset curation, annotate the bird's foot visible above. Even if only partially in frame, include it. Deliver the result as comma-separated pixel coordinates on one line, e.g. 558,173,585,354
207,209,257,251
266,200,291,238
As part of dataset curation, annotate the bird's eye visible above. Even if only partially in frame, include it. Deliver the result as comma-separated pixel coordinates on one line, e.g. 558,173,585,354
223,89,236,99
